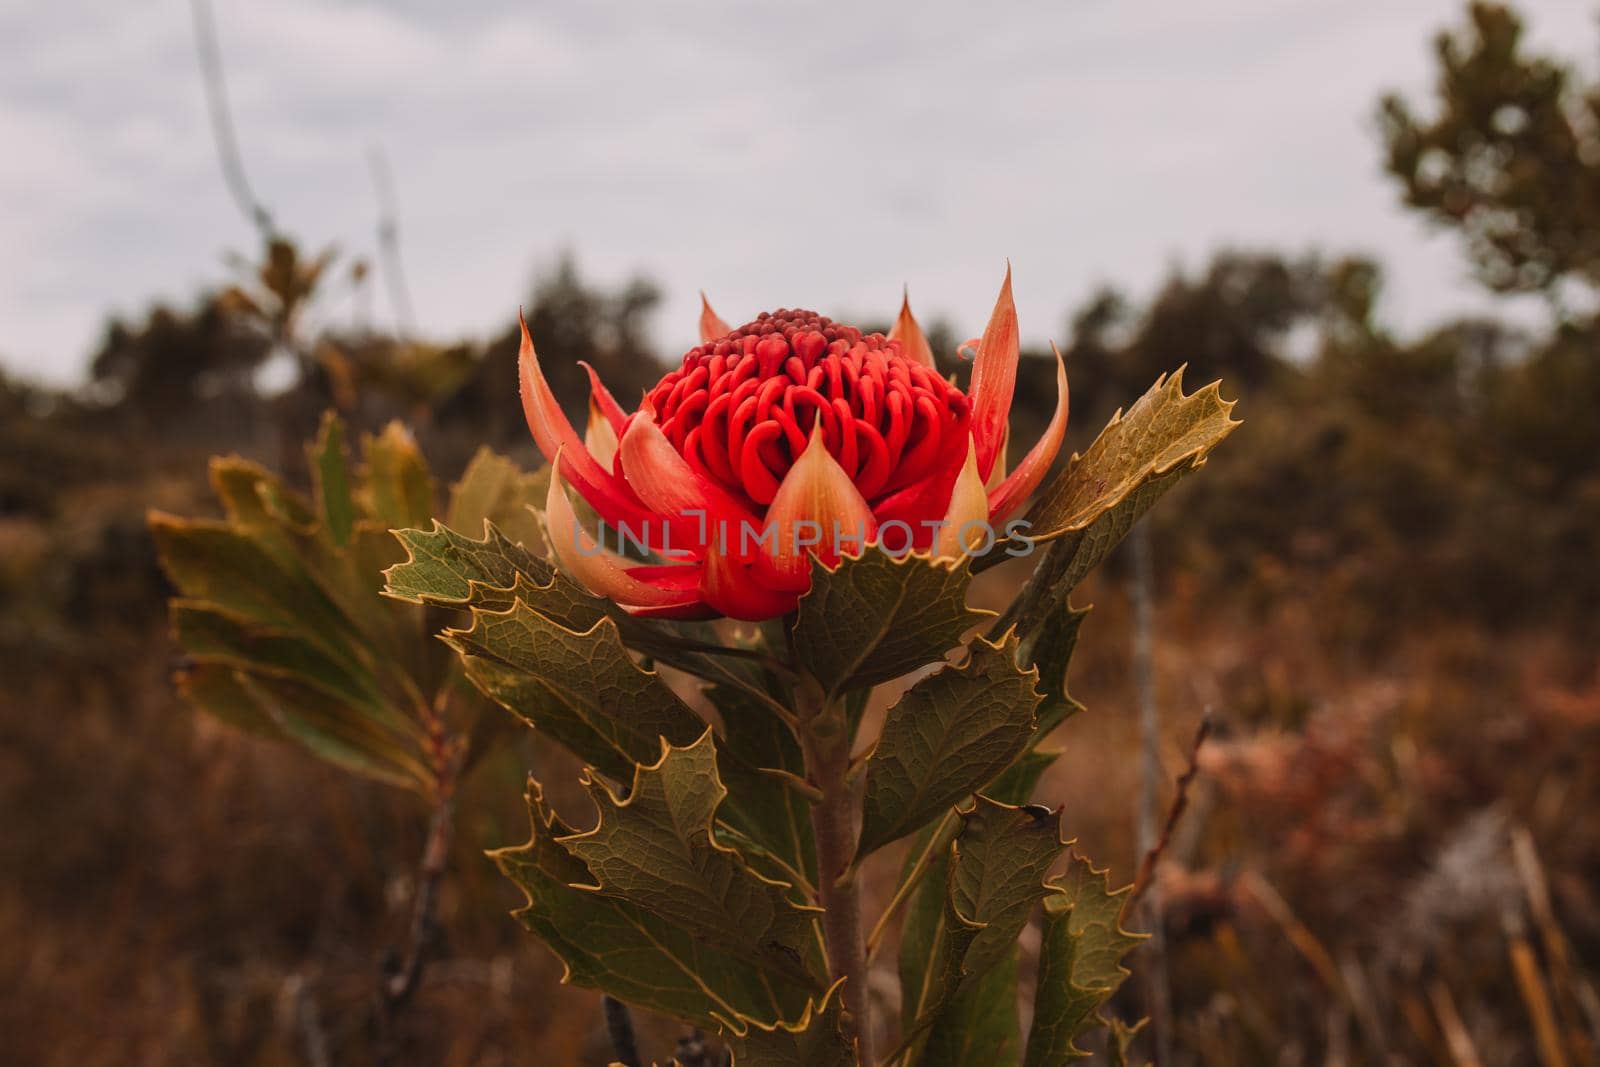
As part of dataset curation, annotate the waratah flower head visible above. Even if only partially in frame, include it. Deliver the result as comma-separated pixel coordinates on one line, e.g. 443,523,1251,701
521,268,1069,620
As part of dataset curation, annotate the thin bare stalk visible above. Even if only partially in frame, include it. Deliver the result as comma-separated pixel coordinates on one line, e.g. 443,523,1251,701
1125,712,1213,915
1130,523,1171,1066
188,0,274,237
604,995,643,1067
381,793,454,1007
375,741,459,1063
865,811,956,965
797,683,874,1064
366,145,417,338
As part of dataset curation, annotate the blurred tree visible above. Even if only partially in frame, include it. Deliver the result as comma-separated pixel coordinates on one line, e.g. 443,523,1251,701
1049,252,1331,439
434,254,665,459
89,295,270,425
1131,252,1323,390
1380,2,1600,301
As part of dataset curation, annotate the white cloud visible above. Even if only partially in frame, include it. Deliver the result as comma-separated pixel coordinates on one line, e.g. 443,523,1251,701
0,0,1594,384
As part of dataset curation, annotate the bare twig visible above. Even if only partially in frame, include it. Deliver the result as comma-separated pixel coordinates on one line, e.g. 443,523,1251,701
366,145,417,338
375,788,456,1063
1125,712,1213,915
384,795,453,1006
189,0,274,236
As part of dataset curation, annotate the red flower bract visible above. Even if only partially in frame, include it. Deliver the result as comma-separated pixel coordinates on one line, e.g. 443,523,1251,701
522,268,1070,621
648,310,971,510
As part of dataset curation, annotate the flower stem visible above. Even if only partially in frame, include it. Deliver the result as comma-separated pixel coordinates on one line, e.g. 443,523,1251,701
798,685,875,1065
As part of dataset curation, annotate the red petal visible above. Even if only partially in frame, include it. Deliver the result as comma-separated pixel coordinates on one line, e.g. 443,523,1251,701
968,265,1019,483
579,360,629,434
986,422,1010,491
700,292,732,344
700,551,798,620
585,395,619,472
518,311,654,528
888,287,935,368
617,404,759,555
988,342,1069,523
545,459,704,609
935,437,989,560
752,423,878,591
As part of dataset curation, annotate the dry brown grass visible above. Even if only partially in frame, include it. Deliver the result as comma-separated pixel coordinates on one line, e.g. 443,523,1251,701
2,477,1597,1065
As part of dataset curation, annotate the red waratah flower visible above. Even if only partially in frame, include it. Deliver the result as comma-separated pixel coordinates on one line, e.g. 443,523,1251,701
521,268,1069,620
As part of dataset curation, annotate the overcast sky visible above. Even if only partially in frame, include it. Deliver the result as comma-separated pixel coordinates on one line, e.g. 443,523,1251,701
1,0,1592,385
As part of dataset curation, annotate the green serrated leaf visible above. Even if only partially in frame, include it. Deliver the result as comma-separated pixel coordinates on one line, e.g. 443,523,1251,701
446,446,550,552
558,729,825,991
385,520,541,603
170,599,404,732
150,513,358,662
180,663,427,788
311,411,356,545
360,421,434,531
882,725,1059,994
206,459,407,657
857,633,1041,857
991,371,1238,613
987,747,1059,806
156,420,466,794
177,660,286,740
446,604,706,782
944,800,1067,993
1106,1017,1147,1067
492,782,816,1033
919,947,1022,1067
1018,601,1090,739
384,520,608,632
728,980,855,1067
210,456,308,540
1024,856,1147,1066
711,684,818,887
794,549,992,698
621,620,799,731
1025,369,1238,548
901,798,1068,1065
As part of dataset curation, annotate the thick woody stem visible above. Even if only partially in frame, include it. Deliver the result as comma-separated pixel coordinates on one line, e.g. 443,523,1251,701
798,686,875,1065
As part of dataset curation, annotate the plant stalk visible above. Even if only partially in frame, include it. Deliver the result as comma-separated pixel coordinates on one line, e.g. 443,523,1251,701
798,687,875,1065
374,789,454,1064
603,995,643,1067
